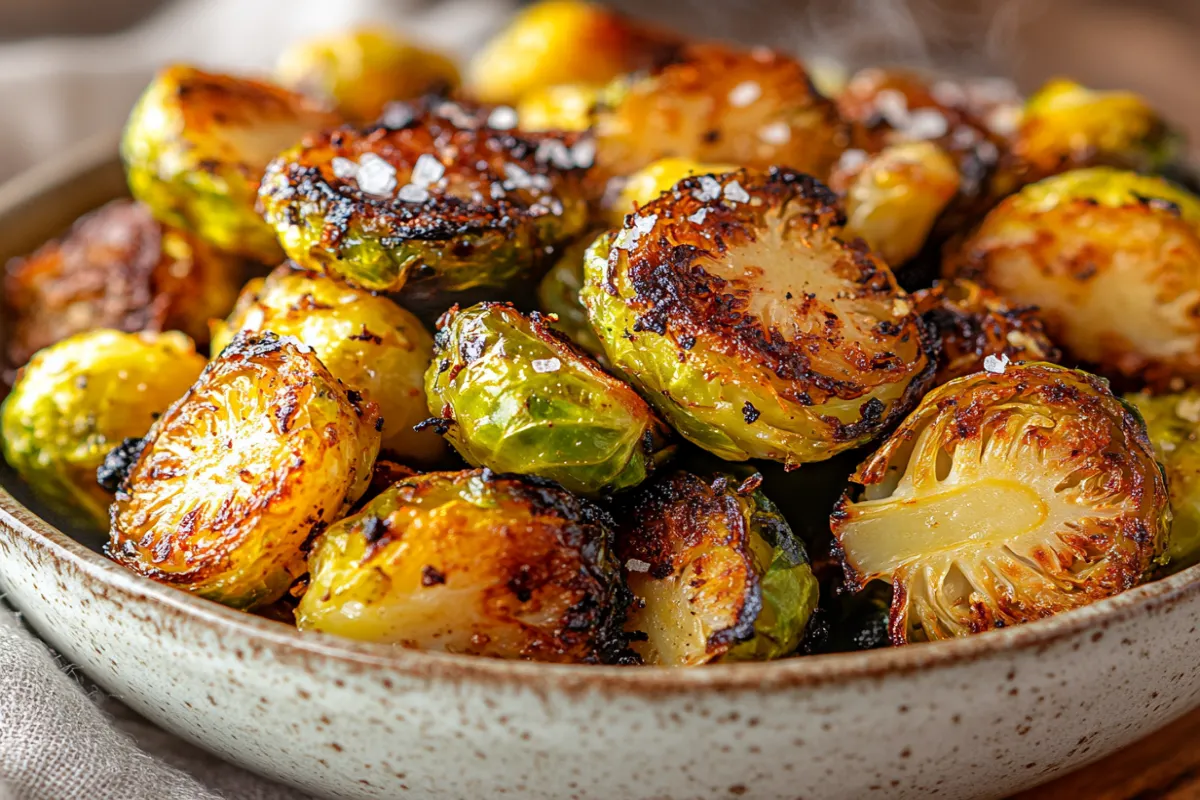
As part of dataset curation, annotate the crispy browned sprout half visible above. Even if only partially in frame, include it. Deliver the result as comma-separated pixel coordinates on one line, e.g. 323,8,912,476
3,200,240,368
582,167,935,466
211,264,443,464
296,469,633,663
911,279,1060,385
536,231,606,357
592,43,847,181
258,111,592,294
466,0,681,105
612,471,818,665
276,27,460,124
107,331,381,610
1,330,205,528
122,65,341,263
832,363,1170,645
947,167,1200,390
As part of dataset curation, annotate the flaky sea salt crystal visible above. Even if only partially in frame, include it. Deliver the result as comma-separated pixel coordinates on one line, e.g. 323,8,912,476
904,108,949,140
535,139,575,169
983,353,1011,374
331,157,358,181
410,153,445,187
487,105,518,130
532,357,562,373
379,102,414,129
625,558,651,573
758,121,791,145
875,89,909,126
692,175,722,202
503,162,533,190
688,208,708,225
355,153,397,197
397,184,430,203
723,181,750,204
728,81,762,108
570,138,596,168
633,213,657,235
838,148,868,174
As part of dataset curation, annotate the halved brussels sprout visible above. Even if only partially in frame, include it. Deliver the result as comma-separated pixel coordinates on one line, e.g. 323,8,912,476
536,231,607,357
122,65,340,263
3,200,241,368
516,83,601,132
832,363,1170,645
107,331,381,609
947,167,1200,390
607,157,739,226
592,43,847,181
911,279,1060,385
465,0,681,105
296,469,632,663
581,167,935,466
612,470,818,664
1,330,205,528
258,112,592,294
1013,78,1181,181
1126,390,1200,571
275,27,460,124
425,302,671,496
210,264,443,464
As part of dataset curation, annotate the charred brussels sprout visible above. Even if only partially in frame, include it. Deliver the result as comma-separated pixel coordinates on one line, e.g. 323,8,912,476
465,0,681,105
1126,391,1200,570
911,279,1060,385
107,332,381,609
829,142,960,268
122,65,340,263
1,330,205,527
425,303,670,496
832,363,1170,645
1013,79,1181,181
210,264,443,464
258,113,592,294
947,167,1200,390
592,44,847,181
581,168,935,466
611,470,818,664
296,469,632,663
536,231,606,357
608,157,738,226
275,27,460,124
3,200,241,368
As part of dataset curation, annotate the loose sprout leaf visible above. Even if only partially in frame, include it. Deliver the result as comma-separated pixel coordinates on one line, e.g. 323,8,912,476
832,363,1170,644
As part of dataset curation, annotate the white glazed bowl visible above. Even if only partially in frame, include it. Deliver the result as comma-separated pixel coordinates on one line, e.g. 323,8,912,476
3,137,1200,800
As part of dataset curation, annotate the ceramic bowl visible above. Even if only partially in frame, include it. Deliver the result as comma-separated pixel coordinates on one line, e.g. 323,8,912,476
3,135,1200,800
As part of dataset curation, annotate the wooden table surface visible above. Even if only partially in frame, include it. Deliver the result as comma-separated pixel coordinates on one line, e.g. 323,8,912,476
1015,705,1200,799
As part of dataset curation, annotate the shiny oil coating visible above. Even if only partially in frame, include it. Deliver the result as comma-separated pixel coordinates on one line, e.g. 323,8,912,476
582,167,935,466
258,109,593,294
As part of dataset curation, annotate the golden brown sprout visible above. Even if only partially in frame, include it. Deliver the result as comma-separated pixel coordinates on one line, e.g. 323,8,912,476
107,331,381,610
607,156,738,226
946,167,1200,390
911,279,1060,385
3,200,241,368
276,27,460,123
1,330,205,528
515,83,601,132
612,471,819,665
122,65,341,263
466,0,681,105
592,44,848,181
536,231,606,357
210,264,443,464
828,141,960,267
296,470,633,663
258,112,592,294
832,364,1170,645
582,167,935,466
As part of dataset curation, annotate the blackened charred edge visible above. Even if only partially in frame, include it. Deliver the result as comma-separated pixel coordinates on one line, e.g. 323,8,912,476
421,565,447,586
220,330,287,362
96,437,147,494
414,417,455,435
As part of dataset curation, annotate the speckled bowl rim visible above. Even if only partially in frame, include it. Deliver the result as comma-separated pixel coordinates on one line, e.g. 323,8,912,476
4,132,1200,697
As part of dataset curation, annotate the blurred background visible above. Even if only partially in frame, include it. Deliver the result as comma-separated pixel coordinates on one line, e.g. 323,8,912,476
1,0,1198,179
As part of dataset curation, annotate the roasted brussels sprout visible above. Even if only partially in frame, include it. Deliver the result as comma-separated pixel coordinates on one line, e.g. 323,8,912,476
1126,391,1200,570
832,363,1171,645
536,231,606,357
275,27,460,124
611,470,818,665
607,156,738,226
258,113,592,294
516,83,600,132
425,302,670,496
911,279,1060,385
592,44,847,181
107,331,381,609
465,0,680,105
210,264,443,464
122,65,340,263
296,469,632,663
3,200,241,368
1012,79,1181,181
828,142,960,267
946,167,1200,390
581,167,935,466
1,330,205,527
